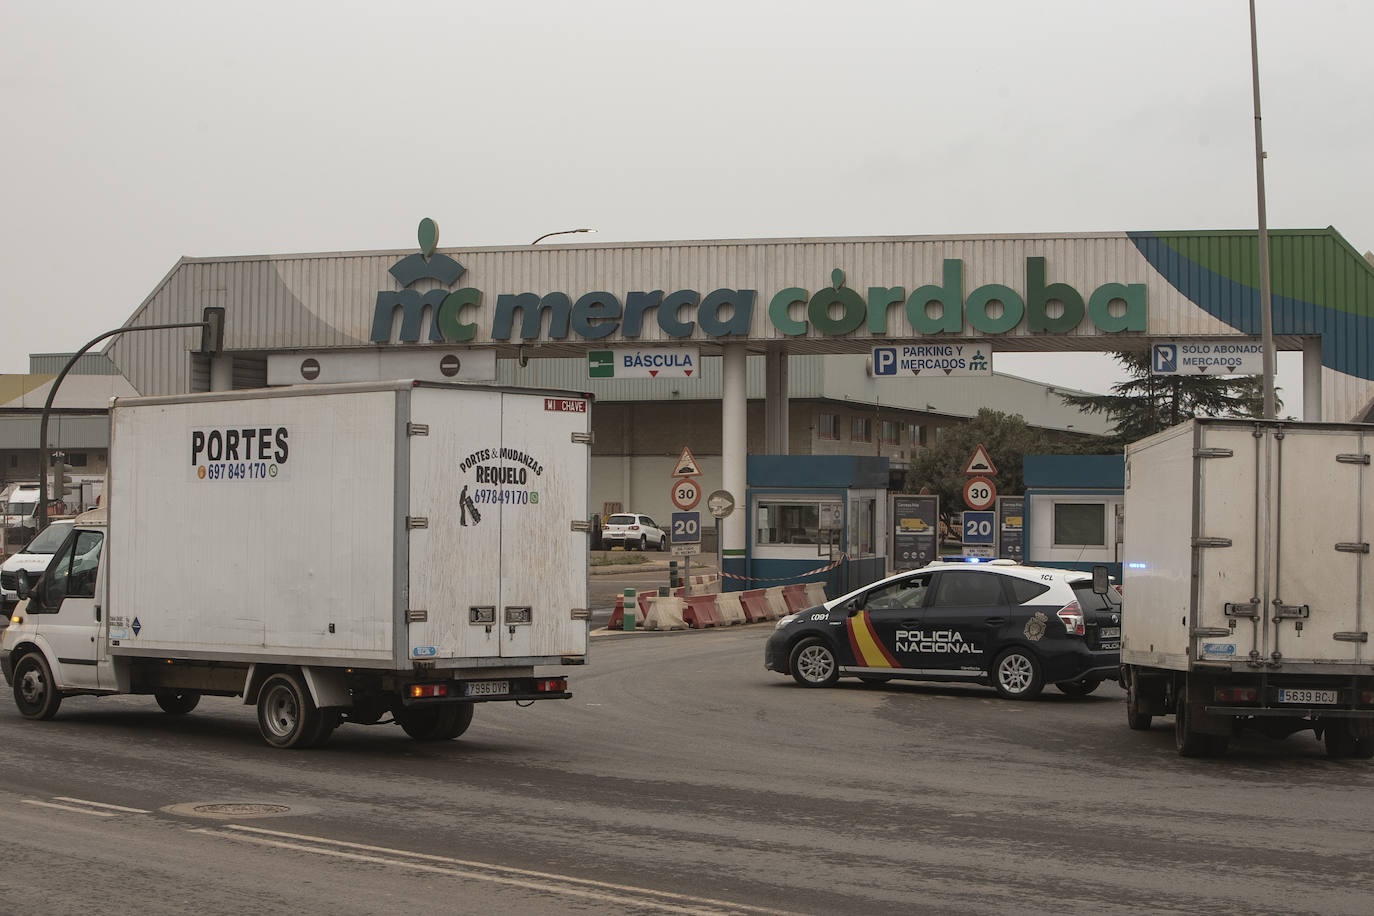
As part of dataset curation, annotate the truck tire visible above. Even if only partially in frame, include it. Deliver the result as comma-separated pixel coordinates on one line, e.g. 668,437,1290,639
1324,722,1374,760
13,652,62,720
992,647,1044,700
256,671,328,749
155,690,201,715
789,637,839,687
1174,677,1228,758
1125,672,1152,731
397,703,474,741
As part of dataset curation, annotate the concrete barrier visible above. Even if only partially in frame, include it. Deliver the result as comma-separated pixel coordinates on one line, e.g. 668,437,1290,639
681,594,721,628
740,589,773,623
764,587,790,620
781,584,811,614
803,581,829,607
715,592,746,625
644,595,687,630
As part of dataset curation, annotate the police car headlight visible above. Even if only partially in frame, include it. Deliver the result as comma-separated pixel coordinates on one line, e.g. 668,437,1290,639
775,613,800,630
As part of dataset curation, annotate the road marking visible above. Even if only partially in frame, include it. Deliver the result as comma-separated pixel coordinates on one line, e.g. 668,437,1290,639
190,823,799,915
23,800,117,817
53,796,150,813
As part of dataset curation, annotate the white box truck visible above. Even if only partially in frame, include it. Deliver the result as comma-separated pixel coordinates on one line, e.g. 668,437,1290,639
1121,418,1374,758
1,380,593,748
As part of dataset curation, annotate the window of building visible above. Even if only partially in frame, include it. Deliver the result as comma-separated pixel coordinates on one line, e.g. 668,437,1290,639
1053,503,1106,547
879,420,901,444
66,453,88,468
851,417,872,442
910,424,926,447
817,414,840,440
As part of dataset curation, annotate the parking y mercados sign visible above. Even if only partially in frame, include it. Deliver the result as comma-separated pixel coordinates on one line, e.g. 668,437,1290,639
370,222,1145,346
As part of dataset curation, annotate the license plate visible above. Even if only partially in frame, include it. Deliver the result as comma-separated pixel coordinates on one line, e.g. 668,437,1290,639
1277,688,1338,705
1100,627,1121,638
465,680,509,697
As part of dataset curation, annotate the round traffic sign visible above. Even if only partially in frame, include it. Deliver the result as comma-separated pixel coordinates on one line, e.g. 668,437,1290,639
671,477,702,511
706,489,735,519
963,476,996,511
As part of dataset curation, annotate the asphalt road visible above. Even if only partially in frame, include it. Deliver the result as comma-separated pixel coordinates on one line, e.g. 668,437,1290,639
1,626,1371,915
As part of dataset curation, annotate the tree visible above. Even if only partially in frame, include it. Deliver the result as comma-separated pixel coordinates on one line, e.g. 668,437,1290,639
905,408,1068,531
1056,351,1274,444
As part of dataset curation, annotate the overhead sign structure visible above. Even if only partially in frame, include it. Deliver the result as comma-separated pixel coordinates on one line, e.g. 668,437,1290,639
1151,341,1264,376
963,477,997,511
673,447,701,477
871,343,992,378
670,477,701,511
963,445,997,476
588,347,700,379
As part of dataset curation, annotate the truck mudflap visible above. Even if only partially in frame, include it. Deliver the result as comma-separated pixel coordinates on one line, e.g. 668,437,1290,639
402,674,571,706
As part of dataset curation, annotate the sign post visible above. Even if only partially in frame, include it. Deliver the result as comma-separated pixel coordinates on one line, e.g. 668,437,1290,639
670,447,703,589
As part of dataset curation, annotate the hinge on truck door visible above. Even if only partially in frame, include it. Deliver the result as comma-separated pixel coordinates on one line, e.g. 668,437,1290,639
1272,603,1310,620
1334,631,1369,643
1224,601,1260,619
1193,537,1233,548
572,431,594,444
570,519,592,532
1192,627,1231,638
1336,542,1370,554
1194,447,1234,459
407,422,429,437
406,516,429,529
1336,453,1370,465
406,609,428,623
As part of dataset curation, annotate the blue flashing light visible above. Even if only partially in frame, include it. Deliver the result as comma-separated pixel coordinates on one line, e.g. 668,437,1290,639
1127,562,1148,569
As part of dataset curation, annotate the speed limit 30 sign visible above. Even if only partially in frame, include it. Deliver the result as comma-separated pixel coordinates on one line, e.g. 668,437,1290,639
962,476,997,511
670,477,702,511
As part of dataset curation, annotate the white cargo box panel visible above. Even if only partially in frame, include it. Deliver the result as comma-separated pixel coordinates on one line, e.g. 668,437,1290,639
1123,419,1373,673
106,381,590,669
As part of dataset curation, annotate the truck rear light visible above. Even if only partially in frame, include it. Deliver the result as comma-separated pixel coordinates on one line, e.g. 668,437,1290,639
1057,602,1085,636
408,683,449,699
535,677,566,693
1214,686,1257,703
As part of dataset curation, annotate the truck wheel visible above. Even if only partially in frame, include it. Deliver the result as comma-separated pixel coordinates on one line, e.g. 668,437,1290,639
155,690,201,715
1055,676,1102,697
992,647,1043,699
1174,678,1228,757
397,703,474,741
256,672,327,749
13,652,62,720
1125,672,1152,730
1325,722,1374,760
789,637,839,687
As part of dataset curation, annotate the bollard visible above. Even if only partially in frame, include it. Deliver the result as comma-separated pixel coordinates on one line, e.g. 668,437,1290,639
658,586,669,597
669,559,679,589
622,588,636,631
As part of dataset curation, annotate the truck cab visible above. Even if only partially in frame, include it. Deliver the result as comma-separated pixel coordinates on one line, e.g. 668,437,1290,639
1,508,112,715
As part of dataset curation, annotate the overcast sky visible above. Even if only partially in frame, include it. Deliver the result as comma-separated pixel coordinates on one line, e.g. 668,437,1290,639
4,0,1370,405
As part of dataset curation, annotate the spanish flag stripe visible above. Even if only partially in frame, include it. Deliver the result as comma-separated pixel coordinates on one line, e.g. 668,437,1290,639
846,612,898,668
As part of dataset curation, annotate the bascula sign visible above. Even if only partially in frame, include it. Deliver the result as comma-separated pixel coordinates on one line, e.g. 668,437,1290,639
370,221,1146,345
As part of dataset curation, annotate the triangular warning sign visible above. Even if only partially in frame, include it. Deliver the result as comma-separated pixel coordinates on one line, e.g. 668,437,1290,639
963,444,997,476
672,446,701,478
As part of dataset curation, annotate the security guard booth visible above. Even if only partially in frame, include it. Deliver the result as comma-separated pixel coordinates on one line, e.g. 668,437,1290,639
743,456,889,598
1021,455,1125,578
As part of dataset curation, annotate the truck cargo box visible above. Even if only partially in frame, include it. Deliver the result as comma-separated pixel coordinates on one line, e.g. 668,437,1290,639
1123,419,1373,674
106,381,591,670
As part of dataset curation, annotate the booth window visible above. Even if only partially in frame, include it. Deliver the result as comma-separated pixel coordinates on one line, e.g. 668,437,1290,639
756,500,839,546
1053,503,1106,547
849,497,875,555
817,414,839,440
851,417,872,442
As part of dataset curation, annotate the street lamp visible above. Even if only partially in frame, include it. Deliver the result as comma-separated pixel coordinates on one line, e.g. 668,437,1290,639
36,308,225,529
530,228,595,245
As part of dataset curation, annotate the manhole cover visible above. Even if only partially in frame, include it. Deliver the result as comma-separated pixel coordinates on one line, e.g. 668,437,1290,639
191,803,291,817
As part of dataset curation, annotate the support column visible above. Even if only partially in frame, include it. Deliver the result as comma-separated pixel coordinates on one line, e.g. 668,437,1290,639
765,346,790,454
722,344,748,590
1302,337,1322,421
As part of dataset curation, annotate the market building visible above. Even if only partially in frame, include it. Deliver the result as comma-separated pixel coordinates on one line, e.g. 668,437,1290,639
3,225,1372,584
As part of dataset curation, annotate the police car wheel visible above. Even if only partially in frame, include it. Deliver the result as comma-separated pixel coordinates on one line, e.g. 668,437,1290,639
789,637,839,687
992,648,1044,700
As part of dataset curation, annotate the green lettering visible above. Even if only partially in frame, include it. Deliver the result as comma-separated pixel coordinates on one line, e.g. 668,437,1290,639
906,259,963,334
769,287,809,336
965,284,1024,334
436,288,480,342
865,287,906,334
1025,257,1084,333
1088,283,1147,331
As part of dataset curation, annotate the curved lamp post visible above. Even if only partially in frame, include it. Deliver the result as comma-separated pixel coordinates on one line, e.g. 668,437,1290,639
530,228,594,245
37,308,224,529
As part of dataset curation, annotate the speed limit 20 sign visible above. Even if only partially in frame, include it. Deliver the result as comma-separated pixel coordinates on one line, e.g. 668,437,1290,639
670,477,702,511
962,476,997,511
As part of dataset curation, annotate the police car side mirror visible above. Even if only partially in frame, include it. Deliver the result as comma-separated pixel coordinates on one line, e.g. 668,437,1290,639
1092,565,1110,595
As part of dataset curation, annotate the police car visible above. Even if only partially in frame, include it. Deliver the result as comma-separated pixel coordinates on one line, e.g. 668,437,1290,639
764,560,1122,699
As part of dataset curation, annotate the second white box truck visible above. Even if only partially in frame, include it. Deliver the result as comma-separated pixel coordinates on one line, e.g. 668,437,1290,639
1121,419,1374,758
2,380,593,748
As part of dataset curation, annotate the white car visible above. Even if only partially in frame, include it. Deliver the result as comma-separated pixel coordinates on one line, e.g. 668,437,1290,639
1,520,74,606
600,513,667,551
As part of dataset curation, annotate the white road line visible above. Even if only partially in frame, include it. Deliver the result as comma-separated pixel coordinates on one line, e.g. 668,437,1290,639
53,796,150,813
22,800,117,817
190,824,799,916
